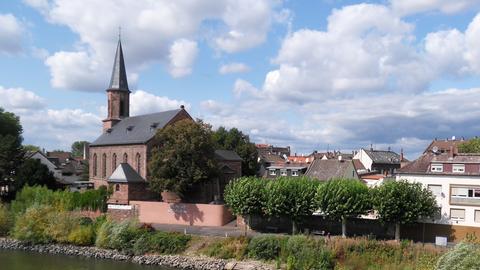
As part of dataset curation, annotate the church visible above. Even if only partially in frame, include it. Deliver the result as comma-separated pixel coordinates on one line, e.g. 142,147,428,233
89,39,242,205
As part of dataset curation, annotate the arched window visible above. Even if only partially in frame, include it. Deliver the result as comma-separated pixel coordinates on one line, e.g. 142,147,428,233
102,153,107,178
93,154,97,177
123,153,128,163
112,153,117,172
115,184,120,192
136,153,141,174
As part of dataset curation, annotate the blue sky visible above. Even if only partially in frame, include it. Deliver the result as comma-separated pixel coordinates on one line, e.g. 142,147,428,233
2,0,480,159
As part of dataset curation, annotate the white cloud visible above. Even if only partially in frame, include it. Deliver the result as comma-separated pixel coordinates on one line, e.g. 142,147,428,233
0,86,45,112
130,90,190,116
168,39,198,78
0,14,24,55
219,62,250,74
390,0,480,15
25,0,285,91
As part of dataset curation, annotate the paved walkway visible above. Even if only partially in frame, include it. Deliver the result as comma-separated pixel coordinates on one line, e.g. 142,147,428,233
152,221,260,237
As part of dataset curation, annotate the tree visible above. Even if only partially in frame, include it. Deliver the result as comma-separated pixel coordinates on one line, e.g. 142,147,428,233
0,108,24,200
71,141,89,157
372,180,437,241
316,178,371,238
263,177,319,234
15,159,57,190
213,126,259,176
148,119,218,196
224,176,265,235
23,145,40,152
436,242,480,270
458,138,480,153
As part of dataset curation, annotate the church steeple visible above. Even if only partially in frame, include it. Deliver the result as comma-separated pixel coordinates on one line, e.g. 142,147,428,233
103,37,130,132
108,39,129,91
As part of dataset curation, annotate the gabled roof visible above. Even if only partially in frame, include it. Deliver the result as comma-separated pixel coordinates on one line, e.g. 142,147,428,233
108,39,129,91
364,149,401,164
108,163,145,183
91,109,187,146
305,159,357,180
215,150,242,161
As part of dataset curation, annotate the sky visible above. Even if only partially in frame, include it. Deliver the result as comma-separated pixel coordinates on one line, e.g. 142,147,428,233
2,0,480,159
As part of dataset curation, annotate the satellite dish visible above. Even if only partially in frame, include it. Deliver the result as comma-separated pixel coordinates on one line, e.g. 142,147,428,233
432,146,439,153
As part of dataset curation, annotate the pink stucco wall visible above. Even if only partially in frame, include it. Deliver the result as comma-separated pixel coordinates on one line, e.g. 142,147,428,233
130,201,234,227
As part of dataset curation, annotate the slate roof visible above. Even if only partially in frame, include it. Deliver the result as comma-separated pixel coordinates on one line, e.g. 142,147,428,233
108,163,145,183
364,149,401,164
305,159,356,180
259,153,285,163
215,150,242,161
423,139,466,154
108,39,129,91
91,109,184,146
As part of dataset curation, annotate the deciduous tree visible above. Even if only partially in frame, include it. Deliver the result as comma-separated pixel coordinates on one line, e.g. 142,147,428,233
316,178,371,238
71,141,89,157
372,180,437,241
148,119,218,196
15,159,57,190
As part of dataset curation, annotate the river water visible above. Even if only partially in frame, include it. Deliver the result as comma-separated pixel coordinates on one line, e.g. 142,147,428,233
0,250,173,270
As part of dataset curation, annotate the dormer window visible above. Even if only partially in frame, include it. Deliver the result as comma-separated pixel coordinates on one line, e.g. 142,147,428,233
150,122,159,131
431,163,443,172
126,126,134,134
453,164,465,173
106,128,113,134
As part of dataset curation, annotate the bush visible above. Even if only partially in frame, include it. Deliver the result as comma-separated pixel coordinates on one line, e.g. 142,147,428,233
436,242,480,270
95,218,115,248
0,203,13,236
45,211,78,243
247,235,283,260
201,236,249,260
12,205,54,244
283,235,334,270
68,225,95,246
133,231,191,255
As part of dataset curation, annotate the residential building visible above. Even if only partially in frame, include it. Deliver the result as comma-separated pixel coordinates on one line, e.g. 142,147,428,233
353,148,402,176
265,162,308,178
311,150,355,161
256,144,290,158
397,147,480,234
287,154,314,164
305,158,358,181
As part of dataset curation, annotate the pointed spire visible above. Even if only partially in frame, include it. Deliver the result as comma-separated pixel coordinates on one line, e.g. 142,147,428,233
108,38,129,91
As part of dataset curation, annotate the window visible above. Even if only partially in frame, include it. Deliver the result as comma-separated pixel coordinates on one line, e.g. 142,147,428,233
428,184,442,198
476,210,480,223
269,169,276,176
450,208,465,221
453,164,465,173
112,153,117,173
451,186,480,198
292,170,299,177
280,170,287,176
136,153,141,174
102,154,107,178
431,163,443,172
93,154,97,177
115,184,120,192
123,153,128,163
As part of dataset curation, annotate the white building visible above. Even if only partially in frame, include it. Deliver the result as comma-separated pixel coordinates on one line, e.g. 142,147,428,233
397,150,480,229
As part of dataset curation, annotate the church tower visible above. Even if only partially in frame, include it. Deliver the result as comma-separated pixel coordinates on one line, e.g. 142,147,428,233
102,38,130,132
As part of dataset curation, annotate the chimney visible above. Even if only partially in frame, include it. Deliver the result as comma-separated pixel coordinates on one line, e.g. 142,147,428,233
449,146,454,159
400,148,404,161
370,144,373,151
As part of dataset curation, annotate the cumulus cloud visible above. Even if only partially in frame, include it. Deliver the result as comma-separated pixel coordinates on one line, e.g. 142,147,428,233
390,0,480,15
0,86,45,112
168,39,198,78
130,90,190,116
219,62,250,74
25,0,284,91
0,14,24,55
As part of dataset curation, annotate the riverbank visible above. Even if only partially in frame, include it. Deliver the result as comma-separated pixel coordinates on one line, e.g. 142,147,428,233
0,238,273,270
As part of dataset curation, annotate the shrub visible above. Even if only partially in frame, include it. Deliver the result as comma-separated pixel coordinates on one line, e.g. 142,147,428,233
0,203,13,236
108,219,146,253
201,236,249,260
68,225,95,246
12,205,54,244
133,231,191,255
247,235,283,260
95,218,115,248
436,242,480,270
283,235,334,270
45,211,78,243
